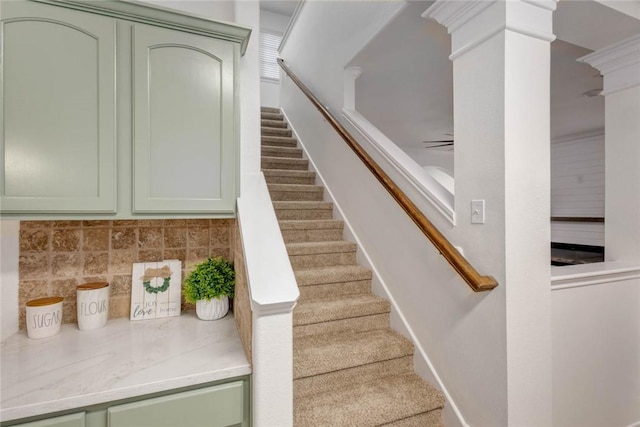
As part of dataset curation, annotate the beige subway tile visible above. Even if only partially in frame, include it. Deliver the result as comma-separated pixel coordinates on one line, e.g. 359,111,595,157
53,221,80,228
138,227,163,249
111,228,137,250
109,296,131,319
84,252,109,275
187,248,209,263
19,253,49,280
20,221,52,229
62,298,77,324
187,227,209,248
111,275,132,296
51,278,79,298
19,279,49,304
164,228,186,248
82,275,108,284
209,248,231,260
52,229,81,252
83,220,111,227
137,249,163,262
209,227,230,247
109,250,136,274
83,228,110,251
51,253,82,277
19,229,50,253
163,249,186,263
186,219,210,227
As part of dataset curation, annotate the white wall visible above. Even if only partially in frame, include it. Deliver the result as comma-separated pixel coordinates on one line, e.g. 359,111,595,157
552,276,640,426
551,131,605,246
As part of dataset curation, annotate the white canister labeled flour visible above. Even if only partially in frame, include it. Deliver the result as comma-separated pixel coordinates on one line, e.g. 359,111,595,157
77,282,110,331
25,297,64,339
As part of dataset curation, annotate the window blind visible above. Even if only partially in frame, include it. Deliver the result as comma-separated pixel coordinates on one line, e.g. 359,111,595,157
260,31,282,81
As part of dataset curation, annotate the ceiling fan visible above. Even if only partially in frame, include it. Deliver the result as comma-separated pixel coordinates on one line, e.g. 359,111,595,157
422,133,454,149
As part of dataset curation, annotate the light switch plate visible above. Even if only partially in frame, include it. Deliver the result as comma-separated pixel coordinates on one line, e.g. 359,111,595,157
471,200,485,224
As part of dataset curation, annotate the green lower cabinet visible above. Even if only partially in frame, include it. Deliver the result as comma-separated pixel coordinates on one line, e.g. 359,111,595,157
10,413,85,427
107,381,246,427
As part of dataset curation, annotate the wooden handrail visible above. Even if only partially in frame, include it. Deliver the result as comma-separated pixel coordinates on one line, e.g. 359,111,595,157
278,58,498,292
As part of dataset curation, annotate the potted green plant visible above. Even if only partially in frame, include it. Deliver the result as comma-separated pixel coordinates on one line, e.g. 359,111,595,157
183,257,235,320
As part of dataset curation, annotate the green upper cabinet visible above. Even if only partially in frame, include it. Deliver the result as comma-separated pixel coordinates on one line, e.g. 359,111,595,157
1,1,117,213
0,0,250,217
132,23,237,214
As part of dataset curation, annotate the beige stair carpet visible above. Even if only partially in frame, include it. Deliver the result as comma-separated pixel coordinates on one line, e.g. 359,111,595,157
260,106,445,426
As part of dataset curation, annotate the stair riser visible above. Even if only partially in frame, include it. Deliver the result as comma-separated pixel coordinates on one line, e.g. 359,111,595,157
261,106,280,114
269,190,324,202
261,112,284,121
261,119,288,128
262,159,309,171
264,175,316,185
262,127,292,137
298,279,371,301
275,209,334,220
294,312,389,339
294,355,413,399
261,147,303,159
382,409,443,427
288,252,357,269
282,228,344,243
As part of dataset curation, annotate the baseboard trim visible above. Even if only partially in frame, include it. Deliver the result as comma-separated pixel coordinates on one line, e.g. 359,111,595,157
281,108,470,427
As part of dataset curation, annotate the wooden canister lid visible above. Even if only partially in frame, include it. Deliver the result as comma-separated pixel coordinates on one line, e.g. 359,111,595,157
25,296,64,307
77,282,109,291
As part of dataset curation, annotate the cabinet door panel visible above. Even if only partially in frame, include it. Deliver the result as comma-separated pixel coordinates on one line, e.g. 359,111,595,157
1,2,116,213
132,23,236,213
107,381,245,427
11,412,85,427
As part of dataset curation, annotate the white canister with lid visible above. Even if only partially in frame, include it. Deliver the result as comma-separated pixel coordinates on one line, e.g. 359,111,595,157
25,297,64,339
77,282,110,331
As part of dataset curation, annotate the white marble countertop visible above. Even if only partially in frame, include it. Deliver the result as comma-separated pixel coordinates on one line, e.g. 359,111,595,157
0,313,251,422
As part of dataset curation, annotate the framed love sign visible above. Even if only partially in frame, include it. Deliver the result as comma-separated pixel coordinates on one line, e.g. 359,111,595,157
130,260,181,321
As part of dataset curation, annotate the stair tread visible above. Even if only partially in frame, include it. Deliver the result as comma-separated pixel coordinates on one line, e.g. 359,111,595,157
279,219,343,230
273,201,333,210
294,265,372,286
261,112,284,121
261,106,280,113
294,328,414,379
268,183,324,192
261,146,303,155
294,373,444,427
261,119,288,128
263,169,315,177
295,294,390,326
262,155,307,163
287,240,357,255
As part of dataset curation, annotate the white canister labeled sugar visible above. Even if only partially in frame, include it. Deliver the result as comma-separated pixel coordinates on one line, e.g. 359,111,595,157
77,282,110,331
25,297,64,339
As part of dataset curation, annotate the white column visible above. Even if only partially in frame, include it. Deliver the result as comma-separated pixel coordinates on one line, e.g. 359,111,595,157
424,1,556,426
580,35,640,263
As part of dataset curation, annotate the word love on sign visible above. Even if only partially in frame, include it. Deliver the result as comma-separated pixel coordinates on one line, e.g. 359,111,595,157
130,260,181,321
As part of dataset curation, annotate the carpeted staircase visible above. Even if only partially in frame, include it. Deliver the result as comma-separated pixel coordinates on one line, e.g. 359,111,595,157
260,106,446,426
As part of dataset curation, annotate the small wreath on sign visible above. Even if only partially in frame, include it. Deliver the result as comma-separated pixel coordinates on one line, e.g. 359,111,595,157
141,265,172,294
143,277,171,294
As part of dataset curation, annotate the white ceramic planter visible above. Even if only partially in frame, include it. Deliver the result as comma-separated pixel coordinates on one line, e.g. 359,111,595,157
195,296,229,321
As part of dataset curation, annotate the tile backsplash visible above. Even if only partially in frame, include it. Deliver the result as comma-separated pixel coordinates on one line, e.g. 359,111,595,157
18,219,235,329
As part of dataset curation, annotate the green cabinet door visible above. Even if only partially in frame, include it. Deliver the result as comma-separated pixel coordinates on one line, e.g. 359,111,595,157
107,381,246,427
132,23,237,214
0,1,117,213
9,413,85,427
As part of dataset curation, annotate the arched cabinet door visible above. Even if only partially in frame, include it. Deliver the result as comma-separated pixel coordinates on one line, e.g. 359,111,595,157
1,2,116,213
132,23,237,214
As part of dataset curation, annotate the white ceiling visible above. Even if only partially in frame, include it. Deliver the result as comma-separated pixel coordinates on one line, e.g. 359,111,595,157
348,0,640,156
260,0,298,17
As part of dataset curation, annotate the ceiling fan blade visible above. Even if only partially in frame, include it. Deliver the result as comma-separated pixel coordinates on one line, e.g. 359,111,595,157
423,142,454,149
422,140,454,144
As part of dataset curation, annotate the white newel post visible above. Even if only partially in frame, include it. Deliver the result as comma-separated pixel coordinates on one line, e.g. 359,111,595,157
424,1,556,425
580,35,640,263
